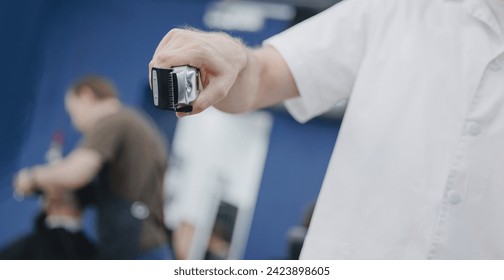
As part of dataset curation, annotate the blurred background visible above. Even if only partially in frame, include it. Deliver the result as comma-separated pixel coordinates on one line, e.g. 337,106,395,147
0,0,344,259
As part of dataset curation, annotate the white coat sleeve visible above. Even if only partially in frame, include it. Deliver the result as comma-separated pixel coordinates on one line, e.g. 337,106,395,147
264,0,374,123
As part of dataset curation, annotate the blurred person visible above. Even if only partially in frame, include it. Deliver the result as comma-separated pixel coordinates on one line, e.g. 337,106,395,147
0,192,96,260
149,0,504,259
14,76,173,259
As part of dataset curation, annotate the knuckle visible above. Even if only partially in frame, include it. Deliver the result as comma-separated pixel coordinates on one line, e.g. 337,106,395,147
156,53,172,64
167,28,181,37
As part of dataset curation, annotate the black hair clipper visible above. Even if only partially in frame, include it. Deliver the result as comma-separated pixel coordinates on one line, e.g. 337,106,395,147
151,66,200,112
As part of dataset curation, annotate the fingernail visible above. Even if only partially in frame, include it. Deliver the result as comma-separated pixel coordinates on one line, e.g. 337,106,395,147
176,112,191,119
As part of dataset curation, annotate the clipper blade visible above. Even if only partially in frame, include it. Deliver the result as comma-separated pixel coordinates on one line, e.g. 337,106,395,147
151,66,200,112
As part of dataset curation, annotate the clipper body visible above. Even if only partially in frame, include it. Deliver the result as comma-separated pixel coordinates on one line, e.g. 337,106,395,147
151,66,200,112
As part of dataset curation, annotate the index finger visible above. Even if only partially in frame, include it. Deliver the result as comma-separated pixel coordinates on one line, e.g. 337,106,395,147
149,29,179,88
152,28,181,59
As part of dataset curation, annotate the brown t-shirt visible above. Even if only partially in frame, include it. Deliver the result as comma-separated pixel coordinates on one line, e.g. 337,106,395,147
81,107,168,252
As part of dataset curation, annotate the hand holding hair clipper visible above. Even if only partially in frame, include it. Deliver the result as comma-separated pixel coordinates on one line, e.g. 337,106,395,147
151,66,201,112
149,28,296,117
149,28,255,117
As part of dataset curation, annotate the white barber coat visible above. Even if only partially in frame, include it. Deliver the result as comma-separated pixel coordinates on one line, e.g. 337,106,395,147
266,0,504,259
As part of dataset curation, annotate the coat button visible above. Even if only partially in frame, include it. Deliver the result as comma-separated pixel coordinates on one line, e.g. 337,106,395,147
448,190,461,205
467,122,481,136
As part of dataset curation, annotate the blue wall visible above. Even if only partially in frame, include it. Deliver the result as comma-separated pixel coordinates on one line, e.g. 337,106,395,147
0,0,51,247
0,0,341,259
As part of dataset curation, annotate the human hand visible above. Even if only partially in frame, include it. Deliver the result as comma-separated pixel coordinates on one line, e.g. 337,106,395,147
13,168,36,196
43,192,79,217
149,28,249,117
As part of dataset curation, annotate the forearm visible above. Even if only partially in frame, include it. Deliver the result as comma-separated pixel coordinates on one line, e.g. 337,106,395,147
32,163,87,192
173,221,195,260
212,49,261,114
31,148,102,193
215,46,299,114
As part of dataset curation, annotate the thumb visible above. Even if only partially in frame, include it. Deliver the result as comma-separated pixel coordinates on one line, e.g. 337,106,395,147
184,78,229,116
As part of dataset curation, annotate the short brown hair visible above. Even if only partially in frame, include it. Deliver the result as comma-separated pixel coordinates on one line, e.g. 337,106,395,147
69,75,118,100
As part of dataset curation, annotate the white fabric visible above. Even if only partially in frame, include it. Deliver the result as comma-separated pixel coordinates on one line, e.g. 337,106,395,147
164,108,272,259
45,215,82,233
487,0,504,32
265,0,504,259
